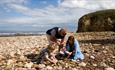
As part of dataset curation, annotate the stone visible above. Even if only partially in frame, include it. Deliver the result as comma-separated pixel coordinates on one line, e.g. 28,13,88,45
105,67,115,70
93,44,101,46
17,62,24,67
15,67,27,70
103,50,107,53
72,67,77,70
46,66,53,70
90,56,95,59
16,49,22,55
38,64,46,69
111,55,115,59
19,55,26,61
5,65,12,70
7,59,14,66
0,55,5,60
78,62,86,67
24,62,33,69
100,62,107,67
57,66,62,70
93,64,97,67
10,51,16,57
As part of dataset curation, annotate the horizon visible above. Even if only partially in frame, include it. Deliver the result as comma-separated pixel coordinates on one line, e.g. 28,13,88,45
0,0,115,32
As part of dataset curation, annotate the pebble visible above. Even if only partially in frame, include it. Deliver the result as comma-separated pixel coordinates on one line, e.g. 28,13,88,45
93,64,97,67
46,66,53,70
111,55,115,59
78,62,86,67
72,67,77,70
100,62,107,67
19,55,26,61
0,55,5,60
105,67,115,70
10,52,16,57
57,66,62,70
7,59,14,66
24,62,33,69
17,62,24,67
0,33,114,70
90,56,95,59
38,64,46,69
103,50,107,53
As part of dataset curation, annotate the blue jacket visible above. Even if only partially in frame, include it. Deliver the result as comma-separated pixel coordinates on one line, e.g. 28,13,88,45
66,39,84,60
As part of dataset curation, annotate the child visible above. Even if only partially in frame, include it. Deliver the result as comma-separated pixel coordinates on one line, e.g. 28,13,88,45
36,44,57,64
65,35,84,60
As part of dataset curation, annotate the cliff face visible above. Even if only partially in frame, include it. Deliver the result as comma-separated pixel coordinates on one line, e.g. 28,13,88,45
77,9,115,32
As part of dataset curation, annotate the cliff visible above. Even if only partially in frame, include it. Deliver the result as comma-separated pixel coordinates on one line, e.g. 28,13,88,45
77,9,115,32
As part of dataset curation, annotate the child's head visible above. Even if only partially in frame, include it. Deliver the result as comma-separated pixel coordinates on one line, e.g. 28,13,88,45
67,35,75,45
47,44,55,53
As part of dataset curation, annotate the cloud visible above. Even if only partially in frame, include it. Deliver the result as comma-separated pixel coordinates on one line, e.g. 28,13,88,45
60,0,115,10
60,0,87,8
1,0,115,26
0,0,28,4
8,4,47,17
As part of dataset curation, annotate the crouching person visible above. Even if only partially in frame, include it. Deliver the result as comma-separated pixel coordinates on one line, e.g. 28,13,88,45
65,35,84,61
46,27,67,51
36,44,57,64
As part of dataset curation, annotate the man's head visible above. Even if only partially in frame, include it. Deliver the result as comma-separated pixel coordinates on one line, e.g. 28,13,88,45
60,29,67,36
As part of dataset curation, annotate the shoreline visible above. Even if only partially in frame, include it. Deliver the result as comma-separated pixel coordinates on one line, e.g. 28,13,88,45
0,31,114,37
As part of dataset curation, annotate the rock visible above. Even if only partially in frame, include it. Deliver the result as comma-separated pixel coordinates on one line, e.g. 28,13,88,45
100,62,107,67
111,55,115,59
19,55,26,61
5,65,12,70
0,55,5,60
38,64,46,69
17,62,24,67
105,67,115,70
16,49,22,55
15,67,27,70
7,59,14,66
78,62,86,67
65,63,69,68
85,53,90,57
77,9,115,32
57,66,62,70
103,50,107,53
72,67,77,70
90,56,95,59
93,44,101,46
93,64,97,67
24,62,33,69
10,51,16,57
46,66,53,70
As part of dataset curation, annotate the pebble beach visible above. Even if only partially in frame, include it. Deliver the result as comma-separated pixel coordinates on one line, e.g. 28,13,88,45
0,32,115,70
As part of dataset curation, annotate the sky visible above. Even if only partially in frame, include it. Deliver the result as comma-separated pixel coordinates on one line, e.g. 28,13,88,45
0,0,115,32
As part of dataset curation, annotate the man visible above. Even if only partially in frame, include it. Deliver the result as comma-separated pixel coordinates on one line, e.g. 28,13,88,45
46,27,67,49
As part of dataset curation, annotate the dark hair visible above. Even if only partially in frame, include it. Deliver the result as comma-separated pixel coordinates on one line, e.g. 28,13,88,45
66,35,75,46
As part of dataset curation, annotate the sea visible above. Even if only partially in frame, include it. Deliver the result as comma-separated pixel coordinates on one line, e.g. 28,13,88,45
0,23,77,36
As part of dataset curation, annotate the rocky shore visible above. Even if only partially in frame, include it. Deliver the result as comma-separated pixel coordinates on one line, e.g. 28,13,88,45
0,32,115,70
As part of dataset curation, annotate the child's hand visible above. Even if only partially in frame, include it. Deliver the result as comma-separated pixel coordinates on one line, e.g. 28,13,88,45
68,52,72,55
52,59,57,64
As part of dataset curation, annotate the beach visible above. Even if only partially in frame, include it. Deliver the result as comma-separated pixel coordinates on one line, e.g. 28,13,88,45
0,32,115,70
